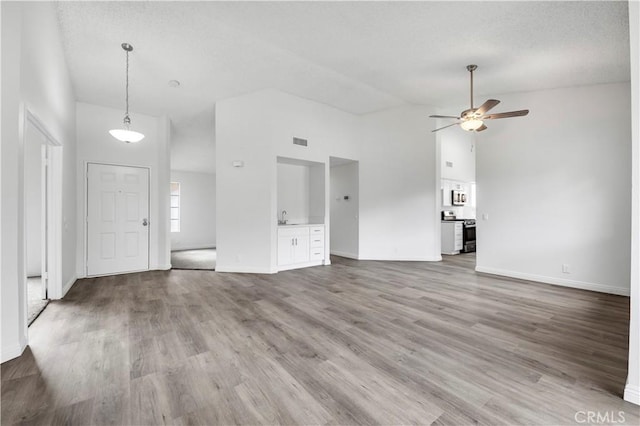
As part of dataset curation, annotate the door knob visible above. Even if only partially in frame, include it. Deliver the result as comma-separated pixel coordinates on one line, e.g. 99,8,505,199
142,218,148,226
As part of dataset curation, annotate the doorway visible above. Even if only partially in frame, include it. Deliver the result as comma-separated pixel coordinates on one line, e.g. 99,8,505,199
86,163,150,276
24,122,48,324
169,108,217,271
329,157,359,259
22,110,63,327
436,126,477,267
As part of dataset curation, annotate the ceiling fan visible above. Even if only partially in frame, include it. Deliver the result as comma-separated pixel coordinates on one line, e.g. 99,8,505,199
430,65,529,133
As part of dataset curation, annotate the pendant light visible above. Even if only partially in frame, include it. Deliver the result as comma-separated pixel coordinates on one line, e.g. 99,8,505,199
109,43,144,143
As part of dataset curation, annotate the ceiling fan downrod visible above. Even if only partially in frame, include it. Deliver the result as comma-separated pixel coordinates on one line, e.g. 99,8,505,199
467,64,477,109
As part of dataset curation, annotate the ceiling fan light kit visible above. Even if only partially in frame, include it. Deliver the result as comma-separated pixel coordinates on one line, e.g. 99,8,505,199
430,64,529,133
109,42,145,143
460,119,483,131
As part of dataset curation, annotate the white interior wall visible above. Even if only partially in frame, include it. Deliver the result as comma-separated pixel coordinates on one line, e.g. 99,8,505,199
1,2,77,362
625,0,639,406
216,89,360,273
359,106,440,261
277,163,310,224
1,2,24,363
476,82,632,295
441,129,475,182
216,89,440,272
76,102,171,274
308,164,325,224
170,170,216,251
25,125,43,277
21,3,77,296
330,161,359,258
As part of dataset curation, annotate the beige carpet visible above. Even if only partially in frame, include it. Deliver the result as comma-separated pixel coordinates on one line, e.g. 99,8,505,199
171,248,216,270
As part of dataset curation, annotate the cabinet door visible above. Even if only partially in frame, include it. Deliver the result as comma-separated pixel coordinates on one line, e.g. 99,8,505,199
454,223,463,250
293,233,310,263
278,235,294,266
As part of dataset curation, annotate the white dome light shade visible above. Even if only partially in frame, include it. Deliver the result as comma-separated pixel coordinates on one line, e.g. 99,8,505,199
460,119,484,131
109,128,145,143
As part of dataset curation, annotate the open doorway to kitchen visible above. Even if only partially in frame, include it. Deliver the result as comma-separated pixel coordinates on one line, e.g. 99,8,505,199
23,110,63,326
329,157,359,260
436,123,477,269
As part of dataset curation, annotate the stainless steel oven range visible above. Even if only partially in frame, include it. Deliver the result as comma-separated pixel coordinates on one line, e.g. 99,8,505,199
461,219,476,253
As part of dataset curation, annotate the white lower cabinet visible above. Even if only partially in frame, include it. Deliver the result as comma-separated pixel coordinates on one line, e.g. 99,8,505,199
441,221,463,255
309,229,325,260
278,225,324,270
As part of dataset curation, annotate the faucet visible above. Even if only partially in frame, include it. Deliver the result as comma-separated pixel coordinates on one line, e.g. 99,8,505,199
279,210,287,225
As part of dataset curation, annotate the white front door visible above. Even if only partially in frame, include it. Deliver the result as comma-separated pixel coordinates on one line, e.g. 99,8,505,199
87,163,149,276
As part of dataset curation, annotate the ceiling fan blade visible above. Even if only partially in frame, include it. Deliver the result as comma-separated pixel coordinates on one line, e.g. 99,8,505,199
475,99,500,116
432,122,460,132
476,124,488,132
429,115,461,119
483,109,529,120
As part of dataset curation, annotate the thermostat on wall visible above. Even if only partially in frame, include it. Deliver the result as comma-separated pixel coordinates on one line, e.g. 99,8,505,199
232,161,244,168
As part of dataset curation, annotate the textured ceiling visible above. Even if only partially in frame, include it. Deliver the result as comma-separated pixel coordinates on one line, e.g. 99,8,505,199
55,1,630,172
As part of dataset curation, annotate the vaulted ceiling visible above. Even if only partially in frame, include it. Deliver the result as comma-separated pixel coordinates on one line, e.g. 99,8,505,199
55,1,630,172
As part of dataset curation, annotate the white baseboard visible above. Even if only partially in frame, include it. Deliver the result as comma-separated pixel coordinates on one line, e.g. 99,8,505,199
277,260,324,272
329,252,445,262
215,265,277,274
157,264,172,271
171,245,216,252
624,384,640,405
358,255,442,262
1,340,26,364
475,266,630,296
330,250,359,259
61,274,77,298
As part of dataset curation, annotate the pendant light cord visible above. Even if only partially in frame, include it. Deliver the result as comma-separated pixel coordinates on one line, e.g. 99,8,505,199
126,48,129,117
124,48,130,126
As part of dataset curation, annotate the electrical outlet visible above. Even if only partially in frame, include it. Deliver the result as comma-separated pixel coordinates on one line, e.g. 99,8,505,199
482,213,489,221
562,264,571,274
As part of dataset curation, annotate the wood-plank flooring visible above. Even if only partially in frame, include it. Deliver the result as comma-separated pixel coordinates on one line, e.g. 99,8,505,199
2,254,639,425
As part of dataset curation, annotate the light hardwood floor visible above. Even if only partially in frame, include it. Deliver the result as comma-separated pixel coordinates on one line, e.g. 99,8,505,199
2,254,638,425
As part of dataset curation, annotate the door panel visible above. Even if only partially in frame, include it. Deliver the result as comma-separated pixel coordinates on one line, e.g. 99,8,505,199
124,232,139,257
101,192,116,221
100,233,116,259
87,164,149,276
277,235,294,266
294,234,310,263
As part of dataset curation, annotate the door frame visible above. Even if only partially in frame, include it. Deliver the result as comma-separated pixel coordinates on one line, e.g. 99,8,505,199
84,162,151,277
21,107,63,313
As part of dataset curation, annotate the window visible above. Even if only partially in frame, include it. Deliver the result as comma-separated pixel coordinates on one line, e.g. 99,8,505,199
170,182,180,232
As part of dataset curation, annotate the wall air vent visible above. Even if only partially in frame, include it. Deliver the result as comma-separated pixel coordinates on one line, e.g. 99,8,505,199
293,137,308,147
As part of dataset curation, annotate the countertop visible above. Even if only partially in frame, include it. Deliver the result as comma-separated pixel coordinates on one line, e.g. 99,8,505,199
277,223,324,228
